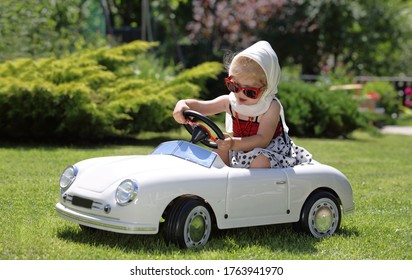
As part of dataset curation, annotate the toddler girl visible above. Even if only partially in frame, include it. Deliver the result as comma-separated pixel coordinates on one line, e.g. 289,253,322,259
173,41,312,168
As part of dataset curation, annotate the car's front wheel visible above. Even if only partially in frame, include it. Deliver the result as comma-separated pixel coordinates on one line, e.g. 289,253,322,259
298,191,341,238
164,198,213,248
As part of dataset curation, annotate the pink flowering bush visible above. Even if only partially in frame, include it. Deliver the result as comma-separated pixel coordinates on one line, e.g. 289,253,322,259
404,87,412,107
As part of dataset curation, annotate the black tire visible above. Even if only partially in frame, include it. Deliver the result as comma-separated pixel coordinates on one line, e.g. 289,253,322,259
164,198,213,248
298,191,341,238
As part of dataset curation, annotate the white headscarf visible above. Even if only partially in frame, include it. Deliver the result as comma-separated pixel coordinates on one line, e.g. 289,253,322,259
226,41,289,133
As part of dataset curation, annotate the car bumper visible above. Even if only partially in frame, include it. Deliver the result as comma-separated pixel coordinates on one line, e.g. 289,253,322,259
55,202,158,234
343,202,355,215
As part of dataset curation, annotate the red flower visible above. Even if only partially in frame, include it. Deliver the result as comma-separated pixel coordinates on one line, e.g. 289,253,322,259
404,87,412,96
367,92,381,100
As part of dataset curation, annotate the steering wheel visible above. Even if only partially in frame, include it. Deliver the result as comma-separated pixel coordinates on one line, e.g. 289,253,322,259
183,110,225,148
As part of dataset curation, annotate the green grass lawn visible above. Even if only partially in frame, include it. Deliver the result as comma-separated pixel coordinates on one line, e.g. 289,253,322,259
0,130,411,260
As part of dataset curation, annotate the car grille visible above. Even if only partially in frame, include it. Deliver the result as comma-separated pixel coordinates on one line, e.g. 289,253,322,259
65,194,104,210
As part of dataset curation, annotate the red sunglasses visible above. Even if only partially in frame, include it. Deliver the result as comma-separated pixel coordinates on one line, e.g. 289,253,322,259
225,76,265,99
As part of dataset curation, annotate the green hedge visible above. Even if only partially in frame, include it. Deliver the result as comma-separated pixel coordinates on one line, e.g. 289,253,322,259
361,81,399,126
0,41,222,141
0,40,368,141
278,82,368,138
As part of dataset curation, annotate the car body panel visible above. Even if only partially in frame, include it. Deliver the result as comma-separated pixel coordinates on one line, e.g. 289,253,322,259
221,168,289,228
56,140,354,235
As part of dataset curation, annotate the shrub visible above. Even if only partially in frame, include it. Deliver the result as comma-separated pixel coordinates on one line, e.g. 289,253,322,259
278,81,368,138
361,81,400,125
0,40,223,141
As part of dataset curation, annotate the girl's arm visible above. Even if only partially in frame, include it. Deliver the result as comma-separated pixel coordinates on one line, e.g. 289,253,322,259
173,95,230,124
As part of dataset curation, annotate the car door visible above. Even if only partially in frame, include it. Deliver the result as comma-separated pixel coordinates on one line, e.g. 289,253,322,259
224,168,289,228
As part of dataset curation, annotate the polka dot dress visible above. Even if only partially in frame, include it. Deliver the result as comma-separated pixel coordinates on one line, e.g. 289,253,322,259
230,133,312,168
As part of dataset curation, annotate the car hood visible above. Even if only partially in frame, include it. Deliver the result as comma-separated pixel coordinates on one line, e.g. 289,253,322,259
73,154,199,193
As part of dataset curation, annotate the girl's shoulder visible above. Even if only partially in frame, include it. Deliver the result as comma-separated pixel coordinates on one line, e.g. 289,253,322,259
268,98,281,114
258,99,280,120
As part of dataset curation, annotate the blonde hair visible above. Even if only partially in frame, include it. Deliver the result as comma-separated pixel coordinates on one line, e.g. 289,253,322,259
225,53,266,85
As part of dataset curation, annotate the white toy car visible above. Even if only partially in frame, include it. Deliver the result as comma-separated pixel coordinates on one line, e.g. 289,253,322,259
56,110,354,248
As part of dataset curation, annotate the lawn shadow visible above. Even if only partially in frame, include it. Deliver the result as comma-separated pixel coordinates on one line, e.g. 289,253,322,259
56,222,360,259
338,225,361,237
214,224,319,255
213,223,361,256
56,225,177,256
56,224,316,257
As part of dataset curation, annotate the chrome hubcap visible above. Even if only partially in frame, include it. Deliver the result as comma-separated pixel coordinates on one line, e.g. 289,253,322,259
315,206,333,232
189,215,206,242
184,206,211,247
309,198,339,238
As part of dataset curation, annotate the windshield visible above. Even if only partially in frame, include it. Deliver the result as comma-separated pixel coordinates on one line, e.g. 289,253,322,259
151,141,217,168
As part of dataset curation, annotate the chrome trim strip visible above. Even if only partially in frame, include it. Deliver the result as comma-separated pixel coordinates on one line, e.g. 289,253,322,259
63,204,120,220
56,207,156,232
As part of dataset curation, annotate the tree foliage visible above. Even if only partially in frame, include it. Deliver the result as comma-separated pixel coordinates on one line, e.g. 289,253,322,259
2,0,411,76
186,0,412,76
104,0,192,66
0,0,106,61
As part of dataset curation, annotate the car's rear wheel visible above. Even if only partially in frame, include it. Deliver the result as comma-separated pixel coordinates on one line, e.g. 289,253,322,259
298,191,341,238
164,198,212,248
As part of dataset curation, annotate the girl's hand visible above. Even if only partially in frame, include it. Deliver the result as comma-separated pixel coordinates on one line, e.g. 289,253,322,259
173,100,190,124
217,135,234,151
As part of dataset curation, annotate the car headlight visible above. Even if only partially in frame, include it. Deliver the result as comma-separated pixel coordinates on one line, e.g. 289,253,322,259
116,179,139,206
59,165,78,190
